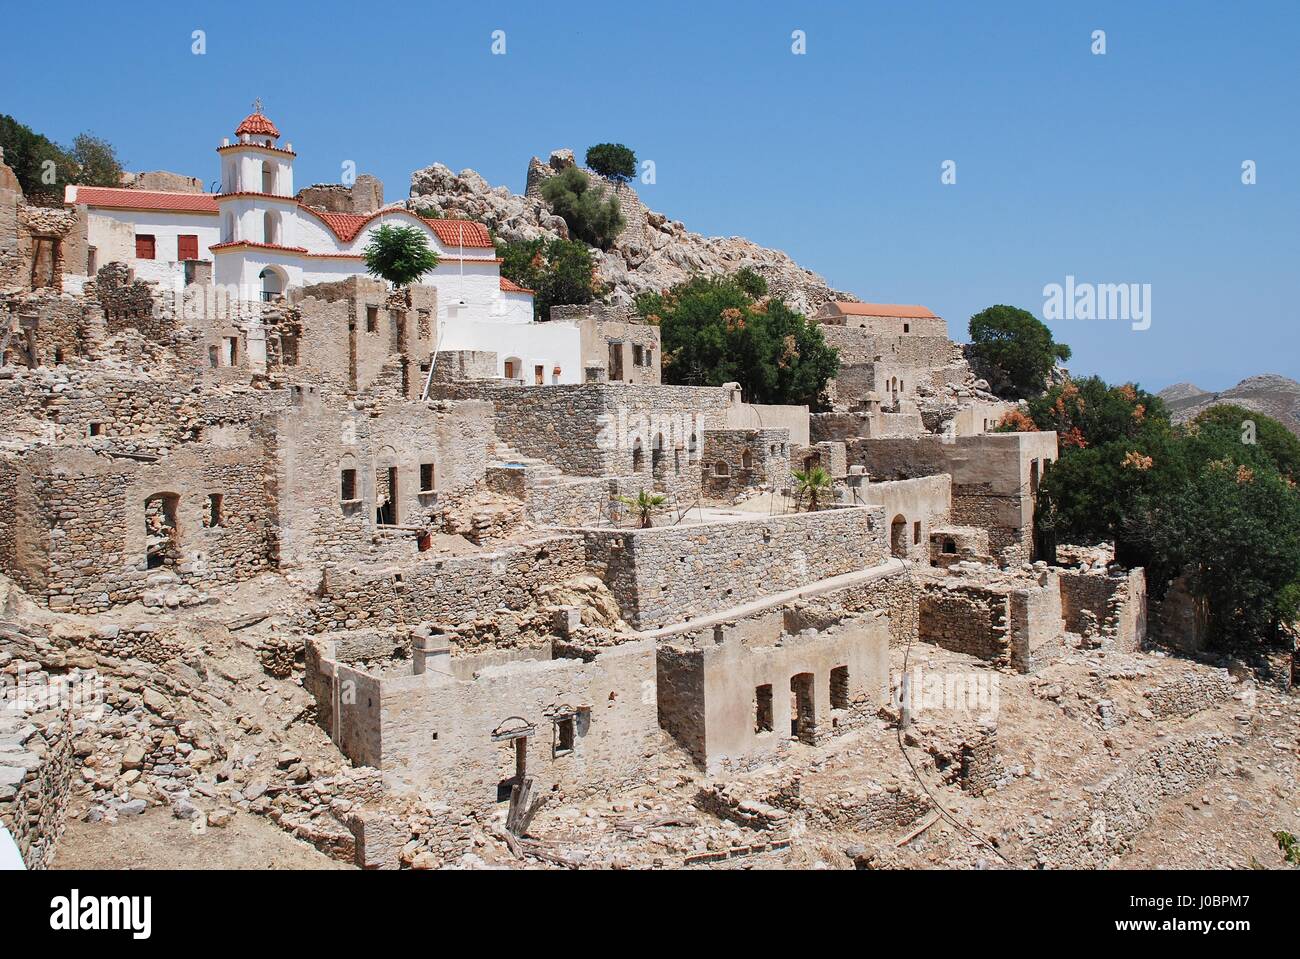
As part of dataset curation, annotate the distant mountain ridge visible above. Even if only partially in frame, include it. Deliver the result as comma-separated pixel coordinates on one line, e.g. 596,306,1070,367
1158,374,1300,437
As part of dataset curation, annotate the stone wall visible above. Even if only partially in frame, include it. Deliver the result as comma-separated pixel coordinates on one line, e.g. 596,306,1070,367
0,677,73,869
657,612,890,773
432,380,734,480
13,437,276,613
1032,733,1227,868
848,432,1059,563
1059,566,1147,651
570,505,885,629
300,535,587,633
272,389,492,568
700,428,792,500
308,636,662,804
920,575,1063,671
296,175,384,215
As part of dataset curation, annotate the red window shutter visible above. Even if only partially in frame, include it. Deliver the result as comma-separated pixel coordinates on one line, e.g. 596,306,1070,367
178,235,198,261
135,234,155,259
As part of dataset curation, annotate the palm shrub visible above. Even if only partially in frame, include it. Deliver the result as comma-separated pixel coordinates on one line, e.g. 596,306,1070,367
793,466,833,511
617,489,668,528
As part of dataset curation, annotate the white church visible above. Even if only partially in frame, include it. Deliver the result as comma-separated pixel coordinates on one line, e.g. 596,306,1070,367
63,107,583,382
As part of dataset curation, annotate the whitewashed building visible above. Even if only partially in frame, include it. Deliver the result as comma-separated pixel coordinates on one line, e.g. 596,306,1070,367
64,108,581,383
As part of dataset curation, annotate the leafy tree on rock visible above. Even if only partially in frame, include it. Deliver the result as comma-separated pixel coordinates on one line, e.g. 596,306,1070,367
968,304,1071,399
585,143,637,184
637,272,839,409
68,133,123,188
0,115,123,198
541,167,625,250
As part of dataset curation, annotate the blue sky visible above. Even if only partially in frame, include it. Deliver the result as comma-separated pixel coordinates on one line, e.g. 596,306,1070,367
4,1,1297,390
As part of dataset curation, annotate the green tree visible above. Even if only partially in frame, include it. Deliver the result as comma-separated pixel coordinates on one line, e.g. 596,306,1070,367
1192,404,1300,481
793,466,833,511
363,224,439,288
541,167,625,250
0,114,78,198
637,273,840,409
495,237,597,321
1019,376,1168,451
968,304,1071,399
617,489,668,528
68,133,123,187
1031,377,1300,647
1137,458,1300,643
733,267,767,299
585,143,637,184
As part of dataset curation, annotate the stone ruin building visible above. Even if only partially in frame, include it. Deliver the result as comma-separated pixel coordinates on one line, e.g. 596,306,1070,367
2,117,1276,873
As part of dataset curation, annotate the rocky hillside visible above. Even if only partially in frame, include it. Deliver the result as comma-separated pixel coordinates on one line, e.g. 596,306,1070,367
1159,374,1300,436
407,149,858,315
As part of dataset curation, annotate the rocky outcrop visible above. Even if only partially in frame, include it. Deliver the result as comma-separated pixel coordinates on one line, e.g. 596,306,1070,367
408,149,858,315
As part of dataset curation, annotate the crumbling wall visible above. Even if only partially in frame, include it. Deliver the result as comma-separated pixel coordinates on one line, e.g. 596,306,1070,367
573,505,885,629
0,682,73,869
310,636,661,805
302,535,586,632
1032,733,1227,868
1059,566,1147,651
920,583,1010,665
272,390,492,567
700,428,791,500
17,437,275,613
435,381,733,479
658,612,891,773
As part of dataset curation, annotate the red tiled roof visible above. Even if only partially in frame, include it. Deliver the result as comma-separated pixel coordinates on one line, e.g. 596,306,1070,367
68,185,218,214
829,301,937,319
500,277,534,294
216,142,296,157
300,205,495,248
306,210,371,242
209,240,308,253
424,218,494,249
236,113,280,137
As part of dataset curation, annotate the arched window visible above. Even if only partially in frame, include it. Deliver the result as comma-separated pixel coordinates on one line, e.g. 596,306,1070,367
741,449,753,470
261,161,276,194
890,515,908,558
263,210,281,245
224,213,236,243
260,267,285,303
714,461,731,478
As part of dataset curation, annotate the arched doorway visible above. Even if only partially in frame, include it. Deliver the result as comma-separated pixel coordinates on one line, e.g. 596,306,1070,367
260,267,285,303
890,514,908,559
